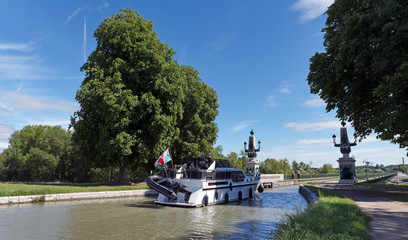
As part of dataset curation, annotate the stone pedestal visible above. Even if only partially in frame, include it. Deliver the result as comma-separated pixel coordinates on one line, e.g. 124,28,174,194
245,159,260,176
337,156,357,184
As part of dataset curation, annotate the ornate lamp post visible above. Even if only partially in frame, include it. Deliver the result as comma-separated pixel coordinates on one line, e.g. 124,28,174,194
333,121,358,184
244,130,261,176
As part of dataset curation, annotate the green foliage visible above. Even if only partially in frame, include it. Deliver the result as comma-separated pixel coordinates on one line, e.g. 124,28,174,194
72,8,184,173
399,164,408,173
227,151,248,171
308,0,408,154
26,148,58,182
171,66,218,163
290,160,313,174
261,158,292,174
0,125,74,182
71,9,218,182
317,163,336,174
211,145,225,159
273,186,370,240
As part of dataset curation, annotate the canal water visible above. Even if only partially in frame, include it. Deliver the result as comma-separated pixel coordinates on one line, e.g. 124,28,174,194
0,185,307,240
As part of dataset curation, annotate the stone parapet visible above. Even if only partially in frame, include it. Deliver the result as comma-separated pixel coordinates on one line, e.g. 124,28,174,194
0,189,158,205
299,184,318,204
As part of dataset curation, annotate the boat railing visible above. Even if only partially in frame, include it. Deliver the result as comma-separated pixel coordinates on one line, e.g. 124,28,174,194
161,168,177,178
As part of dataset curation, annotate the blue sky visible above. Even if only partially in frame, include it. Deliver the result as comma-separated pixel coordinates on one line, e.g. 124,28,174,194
0,0,406,167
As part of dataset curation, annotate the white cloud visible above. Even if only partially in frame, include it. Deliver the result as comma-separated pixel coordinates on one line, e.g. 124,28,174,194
0,55,48,81
296,138,331,145
265,95,276,108
285,120,340,131
0,41,38,52
83,16,87,63
291,0,334,22
301,97,325,107
65,8,83,24
232,120,259,132
207,34,234,53
280,81,292,94
281,87,291,94
24,119,72,129
1,91,78,113
0,123,14,152
96,2,109,11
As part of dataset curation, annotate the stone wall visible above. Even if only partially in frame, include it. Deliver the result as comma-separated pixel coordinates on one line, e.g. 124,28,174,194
0,189,158,205
299,184,318,204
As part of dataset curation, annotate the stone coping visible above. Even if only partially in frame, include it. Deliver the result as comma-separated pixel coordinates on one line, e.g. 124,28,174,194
0,189,158,205
299,184,318,204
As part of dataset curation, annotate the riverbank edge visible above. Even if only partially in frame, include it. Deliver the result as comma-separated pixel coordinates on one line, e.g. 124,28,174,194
0,189,158,205
299,184,319,204
0,181,297,205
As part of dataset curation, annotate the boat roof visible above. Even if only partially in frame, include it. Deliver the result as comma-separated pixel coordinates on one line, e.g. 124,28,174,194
184,156,236,169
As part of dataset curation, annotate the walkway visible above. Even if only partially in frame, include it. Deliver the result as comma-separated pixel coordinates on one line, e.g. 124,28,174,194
312,181,408,240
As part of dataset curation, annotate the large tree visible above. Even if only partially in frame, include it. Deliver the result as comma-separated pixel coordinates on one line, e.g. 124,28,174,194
171,66,218,163
71,9,218,183
308,0,408,153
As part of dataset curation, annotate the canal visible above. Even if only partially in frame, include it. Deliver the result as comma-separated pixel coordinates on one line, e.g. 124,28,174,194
0,185,307,239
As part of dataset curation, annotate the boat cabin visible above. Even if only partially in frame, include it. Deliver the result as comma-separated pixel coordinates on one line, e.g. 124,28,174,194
161,156,246,182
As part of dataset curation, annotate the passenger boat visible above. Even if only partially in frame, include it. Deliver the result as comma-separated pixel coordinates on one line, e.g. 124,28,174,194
146,155,263,207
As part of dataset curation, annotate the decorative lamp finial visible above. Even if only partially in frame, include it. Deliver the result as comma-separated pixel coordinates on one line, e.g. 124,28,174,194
341,121,346,127
250,129,254,136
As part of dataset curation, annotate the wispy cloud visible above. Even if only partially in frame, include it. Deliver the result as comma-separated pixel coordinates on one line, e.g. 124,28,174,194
96,1,109,11
285,120,340,131
65,7,83,24
0,55,48,81
1,91,78,113
280,81,292,94
83,16,87,63
281,87,291,94
0,123,14,150
232,120,259,132
206,34,234,54
301,96,325,107
296,138,331,146
291,0,334,23
264,95,277,108
0,40,38,52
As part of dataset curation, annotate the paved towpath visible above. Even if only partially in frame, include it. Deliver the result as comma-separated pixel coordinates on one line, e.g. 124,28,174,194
312,181,408,240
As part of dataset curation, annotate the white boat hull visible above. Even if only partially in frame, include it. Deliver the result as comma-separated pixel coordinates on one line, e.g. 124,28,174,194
155,177,260,207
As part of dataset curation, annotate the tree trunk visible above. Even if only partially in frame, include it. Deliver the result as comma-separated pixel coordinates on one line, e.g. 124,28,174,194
115,166,130,185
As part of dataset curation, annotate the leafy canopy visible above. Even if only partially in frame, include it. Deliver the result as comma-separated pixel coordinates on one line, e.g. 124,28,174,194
308,0,408,154
71,9,219,177
0,125,72,182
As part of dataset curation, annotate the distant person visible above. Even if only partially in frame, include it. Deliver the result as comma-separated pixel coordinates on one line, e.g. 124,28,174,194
291,172,294,179
297,171,300,179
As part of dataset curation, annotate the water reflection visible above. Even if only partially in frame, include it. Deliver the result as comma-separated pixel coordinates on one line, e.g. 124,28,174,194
0,185,306,240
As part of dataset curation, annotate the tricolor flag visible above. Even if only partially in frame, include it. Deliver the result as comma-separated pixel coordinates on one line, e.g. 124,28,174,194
154,148,172,168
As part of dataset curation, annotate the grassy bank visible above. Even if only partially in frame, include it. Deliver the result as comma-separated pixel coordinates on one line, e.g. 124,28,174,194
0,182,149,197
272,185,371,240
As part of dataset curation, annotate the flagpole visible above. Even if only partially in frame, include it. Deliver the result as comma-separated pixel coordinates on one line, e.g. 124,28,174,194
169,146,174,169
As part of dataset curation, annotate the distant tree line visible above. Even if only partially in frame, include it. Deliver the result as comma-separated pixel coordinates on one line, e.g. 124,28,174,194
213,145,339,175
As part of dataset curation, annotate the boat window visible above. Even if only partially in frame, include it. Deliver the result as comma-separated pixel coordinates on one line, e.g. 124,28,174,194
215,159,232,168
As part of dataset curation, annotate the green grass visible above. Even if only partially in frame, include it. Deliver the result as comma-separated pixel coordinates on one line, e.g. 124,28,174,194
272,185,371,240
0,182,149,197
